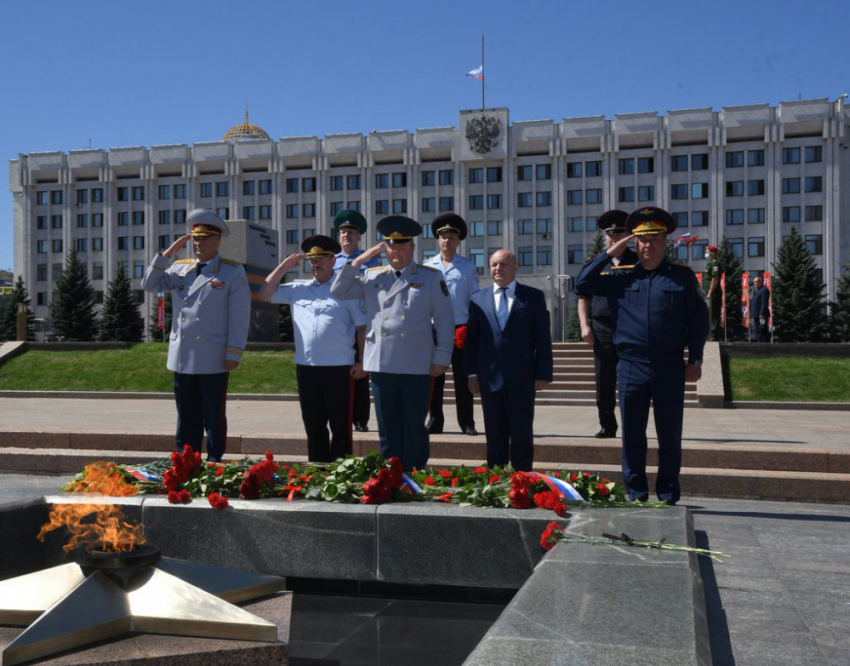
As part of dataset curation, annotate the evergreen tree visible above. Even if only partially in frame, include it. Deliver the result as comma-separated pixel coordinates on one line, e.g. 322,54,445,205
771,226,827,342
0,275,36,342
565,300,582,342
148,292,173,342
99,266,144,342
589,229,606,259
716,236,745,340
49,247,97,341
828,263,850,342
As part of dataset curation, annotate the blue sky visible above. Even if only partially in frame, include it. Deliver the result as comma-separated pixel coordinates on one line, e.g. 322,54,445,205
2,0,847,271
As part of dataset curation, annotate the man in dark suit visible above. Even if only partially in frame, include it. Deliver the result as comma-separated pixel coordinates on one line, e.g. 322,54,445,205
751,275,771,342
465,249,553,471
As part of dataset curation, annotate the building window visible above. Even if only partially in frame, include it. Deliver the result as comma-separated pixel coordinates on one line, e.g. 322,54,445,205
422,249,438,262
691,240,708,260
52,263,63,281
392,173,406,188
748,150,765,167
805,146,822,163
536,218,552,235
375,199,389,215
747,208,765,224
200,183,213,197
421,198,435,213
692,183,709,199
805,234,823,255
782,206,801,223
259,180,272,195
726,152,744,168
469,195,484,210
517,165,533,181
470,248,484,275
174,184,187,199
536,191,551,207
618,158,634,175
586,161,602,177
37,264,47,281
92,188,104,202
726,181,744,197
567,162,582,178
50,215,62,229
158,210,171,225
782,147,801,164
438,170,453,185
117,236,129,251
726,209,744,225
748,237,765,257
488,194,503,209
671,184,688,200
747,180,765,196
586,189,602,204
691,154,709,170
132,211,144,225
259,205,271,220
487,220,502,235
302,178,316,192
586,216,597,231
422,224,434,239
329,176,343,191
638,157,654,174
468,168,483,184
729,239,744,259
469,221,484,237
158,185,171,200
638,185,655,201
285,230,299,244
518,192,534,207
132,186,145,201
567,217,583,232
518,247,534,267
671,155,688,172
93,214,103,227
805,176,822,193
782,178,801,194
37,240,49,254
175,210,186,224
51,190,63,204
132,236,144,249
215,182,228,197
75,213,88,228
158,235,170,250
286,204,299,219
536,164,551,180
286,178,299,194
132,261,144,279
375,174,389,188
91,262,104,280
568,244,584,264
347,175,361,190
537,246,553,265
439,196,454,212
487,167,503,182
76,189,89,204
692,211,709,227
302,203,316,217
517,219,534,235
805,205,823,222
391,199,406,214
243,206,256,220
672,212,688,228
618,187,635,203
92,237,103,252
347,200,361,212
421,171,435,187
243,181,256,196
117,187,129,202
329,200,344,216
36,216,47,229
37,191,48,205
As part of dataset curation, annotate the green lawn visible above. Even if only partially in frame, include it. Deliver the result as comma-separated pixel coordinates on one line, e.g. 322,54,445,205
0,344,298,393
728,356,850,402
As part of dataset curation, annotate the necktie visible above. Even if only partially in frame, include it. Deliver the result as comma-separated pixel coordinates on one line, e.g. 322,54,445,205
395,270,402,281
196,262,206,276
497,287,508,330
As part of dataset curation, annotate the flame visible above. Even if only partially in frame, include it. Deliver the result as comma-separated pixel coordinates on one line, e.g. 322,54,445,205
37,504,147,553
64,461,139,496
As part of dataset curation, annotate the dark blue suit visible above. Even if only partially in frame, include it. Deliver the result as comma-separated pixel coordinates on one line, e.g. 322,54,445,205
465,284,553,471
576,254,708,502
751,286,770,342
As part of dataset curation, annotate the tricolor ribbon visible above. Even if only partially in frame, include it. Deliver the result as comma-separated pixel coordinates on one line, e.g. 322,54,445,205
527,472,584,500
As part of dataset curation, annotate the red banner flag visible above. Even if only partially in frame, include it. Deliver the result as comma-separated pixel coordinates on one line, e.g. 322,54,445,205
695,272,703,290
763,272,772,328
720,272,726,328
741,272,750,329
157,294,165,330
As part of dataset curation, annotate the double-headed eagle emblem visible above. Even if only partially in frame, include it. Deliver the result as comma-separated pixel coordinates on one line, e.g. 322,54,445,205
465,115,502,155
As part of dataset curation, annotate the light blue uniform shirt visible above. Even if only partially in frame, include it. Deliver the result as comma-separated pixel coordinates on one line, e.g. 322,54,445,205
423,253,481,325
334,248,381,273
271,279,368,366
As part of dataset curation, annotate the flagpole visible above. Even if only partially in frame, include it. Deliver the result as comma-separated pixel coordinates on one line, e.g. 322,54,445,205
481,34,485,110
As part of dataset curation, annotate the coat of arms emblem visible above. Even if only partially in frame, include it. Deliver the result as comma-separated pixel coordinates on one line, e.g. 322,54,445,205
465,115,502,155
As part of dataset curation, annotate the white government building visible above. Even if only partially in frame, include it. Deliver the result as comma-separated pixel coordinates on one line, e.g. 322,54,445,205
9,97,849,339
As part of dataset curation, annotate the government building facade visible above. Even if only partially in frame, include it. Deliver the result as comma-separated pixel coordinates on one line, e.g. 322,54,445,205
9,97,849,339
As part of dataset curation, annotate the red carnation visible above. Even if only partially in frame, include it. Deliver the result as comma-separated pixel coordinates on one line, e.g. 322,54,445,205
451,477,459,488
208,492,229,511
388,457,404,487
489,474,501,484
437,492,454,503
509,488,531,509
215,466,225,477
596,482,610,497
474,466,488,475
454,325,467,349
439,469,452,479
424,477,436,486
540,521,564,551
569,473,578,483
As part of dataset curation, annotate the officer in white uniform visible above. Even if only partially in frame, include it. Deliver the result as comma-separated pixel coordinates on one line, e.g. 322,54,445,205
331,215,454,470
141,209,251,461
423,213,480,435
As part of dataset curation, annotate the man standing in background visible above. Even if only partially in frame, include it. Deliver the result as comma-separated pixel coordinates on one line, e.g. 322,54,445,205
704,245,722,341
751,275,771,342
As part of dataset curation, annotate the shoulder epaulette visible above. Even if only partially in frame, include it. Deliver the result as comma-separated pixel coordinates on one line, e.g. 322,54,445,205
220,258,241,266
366,266,386,272
420,265,439,273
175,259,194,264
610,264,635,270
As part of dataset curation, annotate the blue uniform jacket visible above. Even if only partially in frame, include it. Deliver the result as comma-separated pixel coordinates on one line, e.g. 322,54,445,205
142,252,251,374
575,253,709,364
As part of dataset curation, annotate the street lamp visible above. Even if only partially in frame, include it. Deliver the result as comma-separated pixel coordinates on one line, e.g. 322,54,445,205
555,274,571,341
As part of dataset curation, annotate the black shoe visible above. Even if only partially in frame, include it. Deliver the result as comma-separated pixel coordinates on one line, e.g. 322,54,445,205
663,499,678,506
594,428,617,439
426,419,443,434
354,423,369,433
462,425,479,436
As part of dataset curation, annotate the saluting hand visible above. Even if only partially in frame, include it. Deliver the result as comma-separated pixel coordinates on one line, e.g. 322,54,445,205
352,243,385,267
607,234,634,258
279,253,305,274
163,234,192,258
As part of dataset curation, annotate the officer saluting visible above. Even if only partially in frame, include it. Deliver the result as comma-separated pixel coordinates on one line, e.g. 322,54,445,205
141,209,251,462
331,215,454,470
576,207,709,505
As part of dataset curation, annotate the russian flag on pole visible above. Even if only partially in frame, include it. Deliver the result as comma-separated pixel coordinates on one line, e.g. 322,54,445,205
466,65,484,80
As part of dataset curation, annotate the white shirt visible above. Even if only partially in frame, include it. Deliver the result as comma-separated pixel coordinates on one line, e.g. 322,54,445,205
423,253,480,325
493,280,517,316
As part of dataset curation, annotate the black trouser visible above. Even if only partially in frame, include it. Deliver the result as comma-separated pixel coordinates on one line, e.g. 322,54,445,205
296,364,353,463
591,317,619,432
429,330,475,431
754,318,770,342
174,371,229,462
351,341,370,427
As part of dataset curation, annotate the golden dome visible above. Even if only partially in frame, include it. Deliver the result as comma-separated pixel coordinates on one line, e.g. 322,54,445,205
223,109,270,142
